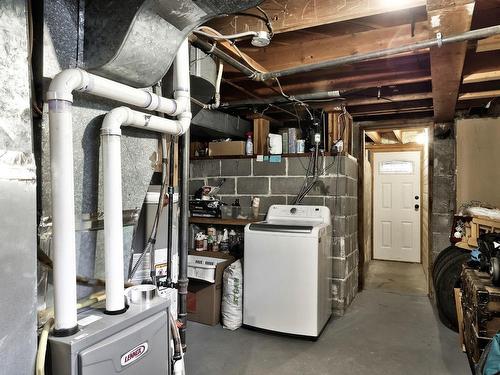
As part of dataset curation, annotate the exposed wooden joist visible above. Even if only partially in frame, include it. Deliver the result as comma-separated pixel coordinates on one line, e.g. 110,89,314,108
463,70,500,84
426,0,475,11
458,90,500,100
345,92,433,107
243,21,430,72
477,34,500,53
427,1,475,122
353,107,433,117
356,117,434,130
208,0,426,35
393,129,403,143
242,71,432,98
365,131,382,143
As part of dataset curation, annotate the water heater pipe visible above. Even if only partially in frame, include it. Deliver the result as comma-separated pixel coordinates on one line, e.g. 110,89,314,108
47,39,191,335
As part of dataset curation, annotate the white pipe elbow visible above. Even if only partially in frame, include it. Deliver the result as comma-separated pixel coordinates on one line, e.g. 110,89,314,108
101,107,134,136
177,112,192,135
47,68,89,103
171,92,190,116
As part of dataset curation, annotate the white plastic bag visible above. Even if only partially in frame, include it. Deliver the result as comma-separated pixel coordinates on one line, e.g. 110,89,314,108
221,260,243,330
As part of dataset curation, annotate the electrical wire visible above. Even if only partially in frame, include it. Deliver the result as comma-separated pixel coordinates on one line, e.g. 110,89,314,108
193,30,259,41
274,77,314,120
35,318,53,375
128,163,169,283
232,6,274,37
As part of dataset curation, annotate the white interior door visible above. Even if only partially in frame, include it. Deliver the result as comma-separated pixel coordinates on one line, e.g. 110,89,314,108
373,151,421,262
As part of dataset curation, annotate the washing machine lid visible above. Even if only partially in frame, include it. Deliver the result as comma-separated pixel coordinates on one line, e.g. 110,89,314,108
248,223,313,233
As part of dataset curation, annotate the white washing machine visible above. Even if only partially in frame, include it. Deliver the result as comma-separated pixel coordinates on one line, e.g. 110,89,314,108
243,205,332,338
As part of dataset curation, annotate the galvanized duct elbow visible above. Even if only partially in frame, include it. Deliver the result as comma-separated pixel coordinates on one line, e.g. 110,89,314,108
83,0,263,87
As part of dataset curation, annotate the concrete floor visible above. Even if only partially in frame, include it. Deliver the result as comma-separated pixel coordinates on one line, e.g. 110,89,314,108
365,260,429,295
185,260,469,375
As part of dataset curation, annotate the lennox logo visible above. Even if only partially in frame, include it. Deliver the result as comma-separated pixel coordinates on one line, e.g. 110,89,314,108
120,342,149,367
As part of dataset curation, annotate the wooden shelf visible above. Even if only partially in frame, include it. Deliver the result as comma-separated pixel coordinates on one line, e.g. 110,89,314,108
190,151,349,160
189,217,260,226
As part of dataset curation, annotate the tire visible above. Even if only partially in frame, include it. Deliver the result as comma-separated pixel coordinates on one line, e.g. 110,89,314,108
434,251,469,331
490,257,500,286
432,245,464,289
432,246,466,330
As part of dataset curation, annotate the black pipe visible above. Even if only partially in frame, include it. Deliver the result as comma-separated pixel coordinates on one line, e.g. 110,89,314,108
222,90,341,107
178,124,190,349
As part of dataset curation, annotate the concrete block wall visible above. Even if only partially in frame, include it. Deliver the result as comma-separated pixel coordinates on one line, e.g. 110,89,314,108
431,123,456,261
189,155,358,315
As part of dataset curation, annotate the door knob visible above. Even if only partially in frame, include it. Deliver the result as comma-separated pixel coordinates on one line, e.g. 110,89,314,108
415,204,420,210
415,195,419,200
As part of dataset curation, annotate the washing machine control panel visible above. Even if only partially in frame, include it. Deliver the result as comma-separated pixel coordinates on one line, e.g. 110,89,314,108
266,205,331,224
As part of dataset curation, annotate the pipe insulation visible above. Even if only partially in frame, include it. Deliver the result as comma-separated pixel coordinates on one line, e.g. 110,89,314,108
47,39,191,334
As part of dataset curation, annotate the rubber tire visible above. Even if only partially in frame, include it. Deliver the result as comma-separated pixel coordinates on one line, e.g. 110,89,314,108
490,257,500,286
432,245,465,330
434,251,469,331
432,245,464,289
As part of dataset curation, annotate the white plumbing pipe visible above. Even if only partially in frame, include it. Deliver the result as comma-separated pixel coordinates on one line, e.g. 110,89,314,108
102,107,190,312
48,100,79,334
47,39,191,331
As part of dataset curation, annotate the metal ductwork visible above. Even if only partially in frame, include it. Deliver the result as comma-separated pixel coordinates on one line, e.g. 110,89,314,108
191,109,251,139
84,0,263,88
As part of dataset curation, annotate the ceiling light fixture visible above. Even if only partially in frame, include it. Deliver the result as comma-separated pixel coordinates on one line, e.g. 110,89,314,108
251,31,271,47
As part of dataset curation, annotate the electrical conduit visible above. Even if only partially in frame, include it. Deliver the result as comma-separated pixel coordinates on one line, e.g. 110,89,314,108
47,39,191,334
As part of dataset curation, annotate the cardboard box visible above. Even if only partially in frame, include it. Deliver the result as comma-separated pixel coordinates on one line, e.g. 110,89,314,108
187,251,235,325
208,141,245,156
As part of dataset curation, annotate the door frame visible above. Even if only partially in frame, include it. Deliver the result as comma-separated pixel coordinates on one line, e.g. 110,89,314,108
370,148,423,263
356,119,432,293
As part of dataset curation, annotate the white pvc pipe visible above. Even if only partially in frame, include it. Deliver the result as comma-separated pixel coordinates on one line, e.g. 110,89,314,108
101,112,125,313
47,39,192,330
101,106,191,312
48,100,78,333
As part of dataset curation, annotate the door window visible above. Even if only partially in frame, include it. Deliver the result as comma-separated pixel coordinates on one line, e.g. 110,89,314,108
379,160,414,174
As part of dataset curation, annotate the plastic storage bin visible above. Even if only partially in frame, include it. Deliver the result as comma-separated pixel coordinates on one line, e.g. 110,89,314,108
188,254,228,283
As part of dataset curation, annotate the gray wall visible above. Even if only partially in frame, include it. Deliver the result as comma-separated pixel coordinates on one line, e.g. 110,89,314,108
431,123,456,260
0,0,37,372
189,155,359,315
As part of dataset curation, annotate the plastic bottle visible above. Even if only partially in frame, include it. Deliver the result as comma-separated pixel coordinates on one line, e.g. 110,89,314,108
245,132,253,155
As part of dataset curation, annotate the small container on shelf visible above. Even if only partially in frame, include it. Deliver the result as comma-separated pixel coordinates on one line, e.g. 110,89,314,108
221,206,255,220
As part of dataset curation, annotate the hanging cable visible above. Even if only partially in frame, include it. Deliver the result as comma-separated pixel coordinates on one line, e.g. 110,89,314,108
274,77,314,120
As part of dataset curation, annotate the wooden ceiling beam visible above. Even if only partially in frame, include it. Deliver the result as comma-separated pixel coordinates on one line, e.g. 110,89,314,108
353,107,434,117
344,92,433,107
365,131,382,143
458,90,500,100
242,71,432,98
207,0,426,35
427,1,475,122
476,34,500,53
393,129,403,143
463,69,500,84
242,21,430,72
